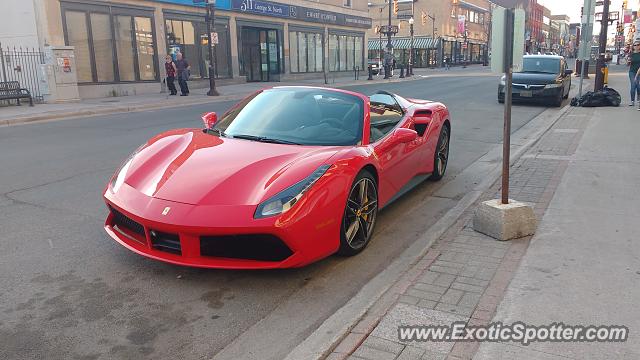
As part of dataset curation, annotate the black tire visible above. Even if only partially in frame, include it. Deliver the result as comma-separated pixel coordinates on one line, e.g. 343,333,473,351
429,124,450,181
498,98,504,104
553,91,563,107
338,171,378,256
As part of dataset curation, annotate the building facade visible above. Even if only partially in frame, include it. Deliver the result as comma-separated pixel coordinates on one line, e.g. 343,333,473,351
367,0,490,68
15,0,371,99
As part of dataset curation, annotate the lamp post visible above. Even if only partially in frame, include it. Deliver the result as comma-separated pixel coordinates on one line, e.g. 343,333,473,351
384,0,393,79
408,17,414,76
462,30,468,68
206,0,219,96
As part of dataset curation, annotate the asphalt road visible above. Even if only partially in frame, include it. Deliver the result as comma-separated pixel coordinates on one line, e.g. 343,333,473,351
0,70,553,360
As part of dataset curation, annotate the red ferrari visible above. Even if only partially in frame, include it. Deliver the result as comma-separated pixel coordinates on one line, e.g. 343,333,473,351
103,87,450,269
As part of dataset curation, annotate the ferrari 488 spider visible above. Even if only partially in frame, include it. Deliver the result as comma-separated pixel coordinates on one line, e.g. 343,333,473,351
104,86,451,269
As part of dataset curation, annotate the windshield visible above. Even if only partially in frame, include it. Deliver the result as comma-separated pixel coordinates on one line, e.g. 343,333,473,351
213,88,364,146
521,58,560,74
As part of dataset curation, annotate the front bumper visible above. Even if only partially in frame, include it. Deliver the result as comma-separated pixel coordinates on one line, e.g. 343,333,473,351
498,85,562,102
103,181,344,269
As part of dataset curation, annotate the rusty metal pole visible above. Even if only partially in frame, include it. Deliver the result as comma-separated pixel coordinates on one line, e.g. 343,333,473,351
502,9,515,205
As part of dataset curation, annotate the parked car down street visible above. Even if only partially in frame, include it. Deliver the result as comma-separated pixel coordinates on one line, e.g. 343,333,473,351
498,55,573,107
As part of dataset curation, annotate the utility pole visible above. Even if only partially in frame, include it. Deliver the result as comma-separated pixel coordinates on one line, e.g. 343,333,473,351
595,0,610,91
206,0,219,96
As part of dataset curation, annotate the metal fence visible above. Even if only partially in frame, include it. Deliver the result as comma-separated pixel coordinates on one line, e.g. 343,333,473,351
0,43,45,103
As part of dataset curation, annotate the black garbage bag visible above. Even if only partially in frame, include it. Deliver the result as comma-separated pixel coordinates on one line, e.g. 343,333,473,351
571,87,621,107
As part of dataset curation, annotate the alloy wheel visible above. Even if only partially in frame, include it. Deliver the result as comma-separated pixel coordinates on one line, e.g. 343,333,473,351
344,177,378,250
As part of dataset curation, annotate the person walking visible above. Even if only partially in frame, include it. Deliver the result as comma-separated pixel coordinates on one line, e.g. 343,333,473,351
627,42,640,107
164,55,177,96
175,52,191,96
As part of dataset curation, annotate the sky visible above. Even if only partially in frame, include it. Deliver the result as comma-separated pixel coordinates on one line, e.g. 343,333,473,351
537,0,637,38
537,0,626,23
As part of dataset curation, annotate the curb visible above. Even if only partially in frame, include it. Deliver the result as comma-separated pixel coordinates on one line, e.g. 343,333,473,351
1,67,488,127
283,97,579,360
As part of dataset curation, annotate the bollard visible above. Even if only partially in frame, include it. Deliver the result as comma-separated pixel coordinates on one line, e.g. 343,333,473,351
399,65,405,78
367,65,373,80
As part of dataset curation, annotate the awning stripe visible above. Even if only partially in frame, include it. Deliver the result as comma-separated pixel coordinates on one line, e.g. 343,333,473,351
367,37,440,50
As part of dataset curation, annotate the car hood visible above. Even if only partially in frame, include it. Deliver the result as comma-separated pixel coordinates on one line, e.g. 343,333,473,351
512,72,559,85
116,129,340,206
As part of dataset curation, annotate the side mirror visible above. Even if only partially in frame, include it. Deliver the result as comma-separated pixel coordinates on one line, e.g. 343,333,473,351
564,69,574,76
393,128,418,144
202,112,218,129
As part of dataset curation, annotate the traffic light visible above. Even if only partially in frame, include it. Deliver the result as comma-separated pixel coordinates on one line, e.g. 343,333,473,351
422,10,428,25
393,0,399,15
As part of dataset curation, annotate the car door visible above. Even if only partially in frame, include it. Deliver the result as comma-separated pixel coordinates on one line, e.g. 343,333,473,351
369,94,418,203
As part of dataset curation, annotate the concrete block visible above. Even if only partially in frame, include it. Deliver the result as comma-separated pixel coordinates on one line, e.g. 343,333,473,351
473,199,537,241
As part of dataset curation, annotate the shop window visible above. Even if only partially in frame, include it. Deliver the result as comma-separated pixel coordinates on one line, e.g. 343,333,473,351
329,33,364,72
90,13,115,82
298,33,308,73
63,4,158,83
289,31,323,73
115,16,135,81
329,34,338,72
289,32,298,73
135,17,156,81
65,11,92,83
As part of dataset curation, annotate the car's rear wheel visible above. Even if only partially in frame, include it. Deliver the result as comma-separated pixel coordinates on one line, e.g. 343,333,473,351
429,124,450,181
338,171,378,256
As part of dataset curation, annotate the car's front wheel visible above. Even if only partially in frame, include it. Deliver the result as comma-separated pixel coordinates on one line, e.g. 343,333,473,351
338,171,378,256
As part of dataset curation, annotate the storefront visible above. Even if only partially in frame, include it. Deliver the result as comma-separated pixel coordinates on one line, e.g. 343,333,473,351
368,37,439,68
164,12,232,79
52,0,370,98
441,38,487,66
61,1,160,84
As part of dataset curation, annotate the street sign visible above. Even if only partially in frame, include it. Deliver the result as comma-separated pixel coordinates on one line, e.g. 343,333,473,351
579,0,595,60
380,25,399,35
595,11,619,22
490,7,525,74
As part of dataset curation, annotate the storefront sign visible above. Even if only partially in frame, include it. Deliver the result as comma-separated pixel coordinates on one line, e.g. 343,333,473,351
153,0,371,28
231,0,289,18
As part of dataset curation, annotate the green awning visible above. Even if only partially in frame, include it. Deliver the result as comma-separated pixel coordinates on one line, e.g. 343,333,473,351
368,37,440,50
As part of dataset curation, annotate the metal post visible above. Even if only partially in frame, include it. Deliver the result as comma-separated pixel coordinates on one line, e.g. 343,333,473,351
578,0,593,98
0,45,7,83
206,1,219,96
502,9,515,205
595,0,610,91
408,21,414,76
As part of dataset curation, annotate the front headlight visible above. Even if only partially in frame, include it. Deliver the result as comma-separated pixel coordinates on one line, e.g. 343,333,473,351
110,144,145,193
254,165,331,219
499,76,506,86
544,82,562,89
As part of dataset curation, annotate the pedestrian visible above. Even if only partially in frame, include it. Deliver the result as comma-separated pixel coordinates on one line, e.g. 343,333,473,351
164,55,177,96
175,52,191,96
444,57,450,70
628,42,640,107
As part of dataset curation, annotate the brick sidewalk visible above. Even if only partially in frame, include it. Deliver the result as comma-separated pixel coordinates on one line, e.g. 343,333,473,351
326,103,592,360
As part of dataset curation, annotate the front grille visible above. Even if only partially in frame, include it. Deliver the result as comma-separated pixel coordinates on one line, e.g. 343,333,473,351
150,230,182,255
110,206,145,237
200,234,293,262
513,83,545,90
